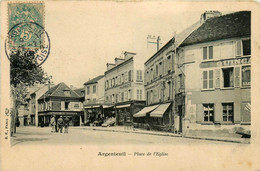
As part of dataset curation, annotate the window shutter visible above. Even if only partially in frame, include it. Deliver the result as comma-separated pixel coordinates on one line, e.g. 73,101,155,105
236,40,242,56
203,47,207,60
234,67,240,87
215,69,220,88
209,46,213,59
196,104,204,123
203,71,208,89
61,101,65,110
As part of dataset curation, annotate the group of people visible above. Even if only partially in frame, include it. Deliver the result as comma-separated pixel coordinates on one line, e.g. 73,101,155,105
50,115,70,133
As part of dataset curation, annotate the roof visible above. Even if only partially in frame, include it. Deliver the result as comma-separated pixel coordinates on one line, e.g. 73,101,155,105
181,11,251,47
38,82,81,100
84,75,104,85
145,20,202,65
74,88,84,97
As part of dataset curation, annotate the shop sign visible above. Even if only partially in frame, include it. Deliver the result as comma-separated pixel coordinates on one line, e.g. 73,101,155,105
217,57,250,67
186,104,196,123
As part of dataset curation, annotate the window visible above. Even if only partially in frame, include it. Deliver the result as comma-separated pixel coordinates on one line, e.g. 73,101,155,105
179,74,184,91
167,56,172,72
115,76,118,86
137,89,142,100
137,70,142,81
122,74,124,83
128,90,131,100
93,85,96,93
93,98,96,101
222,68,234,88
236,39,251,56
203,70,214,89
156,65,159,76
87,86,90,95
65,102,69,110
118,75,121,84
121,92,124,102
159,62,162,77
203,46,213,60
222,103,234,122
167,81,171,100
203,104,214,122
128,70,132,82
242,66,251,87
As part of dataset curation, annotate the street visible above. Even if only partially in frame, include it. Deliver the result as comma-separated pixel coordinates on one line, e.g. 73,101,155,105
11,126,247,147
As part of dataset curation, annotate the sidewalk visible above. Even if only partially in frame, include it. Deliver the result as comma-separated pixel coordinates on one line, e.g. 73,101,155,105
72,126,250,144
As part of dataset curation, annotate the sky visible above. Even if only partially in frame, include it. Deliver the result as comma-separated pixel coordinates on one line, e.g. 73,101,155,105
42,1,230,88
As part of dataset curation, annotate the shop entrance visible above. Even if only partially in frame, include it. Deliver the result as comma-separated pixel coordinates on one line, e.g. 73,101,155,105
178,105,183,133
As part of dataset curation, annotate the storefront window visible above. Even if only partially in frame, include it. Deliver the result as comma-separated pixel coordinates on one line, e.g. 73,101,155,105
203,104,214,122
222,103,233,122
242,66,251,87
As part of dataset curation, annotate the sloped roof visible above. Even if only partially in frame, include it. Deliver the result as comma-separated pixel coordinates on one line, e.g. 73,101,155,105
84,75,104,85
38,82,81,100
145,20,202,65
74,88,84,97
181,11,251,46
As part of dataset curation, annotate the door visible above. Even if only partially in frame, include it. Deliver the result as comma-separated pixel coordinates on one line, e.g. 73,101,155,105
178,105,182,133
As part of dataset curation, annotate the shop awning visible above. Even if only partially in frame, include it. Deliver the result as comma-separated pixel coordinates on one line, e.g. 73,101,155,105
133,105,159,117
150,103,171,118
116,104,131,109
84,105,101,109
102,105,114,108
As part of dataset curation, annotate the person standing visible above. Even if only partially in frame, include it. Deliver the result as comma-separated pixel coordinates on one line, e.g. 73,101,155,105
50,116,56,133
64,117,70,133
57,116,64,133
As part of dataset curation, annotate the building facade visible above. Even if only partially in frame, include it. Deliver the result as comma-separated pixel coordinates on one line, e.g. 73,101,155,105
177,11,251,136
37,82,84,126
104,51,146,125
134,20,201,132
83,75,106,125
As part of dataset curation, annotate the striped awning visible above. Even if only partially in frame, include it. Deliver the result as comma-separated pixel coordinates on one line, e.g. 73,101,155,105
150,103,171,118
133,105,159,117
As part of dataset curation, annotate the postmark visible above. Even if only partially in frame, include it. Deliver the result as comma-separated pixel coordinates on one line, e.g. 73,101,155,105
5,22,50,66
6,2,49,66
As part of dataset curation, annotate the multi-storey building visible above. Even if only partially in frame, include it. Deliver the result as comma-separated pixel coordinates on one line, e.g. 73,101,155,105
104,51,146,125
134,19,201,131
176,11,251,136
37,82,84,126
83,75,107,124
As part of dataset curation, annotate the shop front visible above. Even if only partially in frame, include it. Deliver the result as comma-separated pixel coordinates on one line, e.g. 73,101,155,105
115,100,145,125
38,111,82,126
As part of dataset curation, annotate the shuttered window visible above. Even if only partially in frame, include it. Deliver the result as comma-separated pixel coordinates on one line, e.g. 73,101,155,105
203,70,214,89
203,46,213,60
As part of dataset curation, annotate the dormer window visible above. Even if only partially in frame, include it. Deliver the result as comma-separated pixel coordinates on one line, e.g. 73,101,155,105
63,88,71,96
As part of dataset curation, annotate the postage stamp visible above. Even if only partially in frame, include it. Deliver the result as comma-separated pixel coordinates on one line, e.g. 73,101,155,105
5,2,50,66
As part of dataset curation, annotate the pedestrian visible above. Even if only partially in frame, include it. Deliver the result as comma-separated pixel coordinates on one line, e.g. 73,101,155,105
64,117,70,133
50,115,56,133
57,116,64,133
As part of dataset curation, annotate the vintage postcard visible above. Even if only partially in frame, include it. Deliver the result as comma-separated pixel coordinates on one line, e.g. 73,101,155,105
1,1,260,170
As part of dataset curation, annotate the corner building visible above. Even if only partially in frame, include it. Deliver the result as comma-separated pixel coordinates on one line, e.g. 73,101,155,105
104,52,145,125
178,11,251,136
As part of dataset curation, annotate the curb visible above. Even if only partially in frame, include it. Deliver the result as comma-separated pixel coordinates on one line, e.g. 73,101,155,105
183,135,250,144
78,127,182,138
73,127,249,144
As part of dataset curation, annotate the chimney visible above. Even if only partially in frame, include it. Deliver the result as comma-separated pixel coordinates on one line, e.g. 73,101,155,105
200,11,222,23
106,63,116,70
115,57,125,65
124,51,136,60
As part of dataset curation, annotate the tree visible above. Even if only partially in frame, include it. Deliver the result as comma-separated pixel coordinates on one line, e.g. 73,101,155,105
10,50,49,135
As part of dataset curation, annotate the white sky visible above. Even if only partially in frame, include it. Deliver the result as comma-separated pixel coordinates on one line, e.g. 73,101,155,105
42,1,229,88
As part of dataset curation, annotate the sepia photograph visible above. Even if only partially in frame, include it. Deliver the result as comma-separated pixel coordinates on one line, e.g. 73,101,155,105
0,1,259,170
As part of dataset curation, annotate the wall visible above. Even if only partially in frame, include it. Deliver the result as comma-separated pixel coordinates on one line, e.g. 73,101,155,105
182,37,251,132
